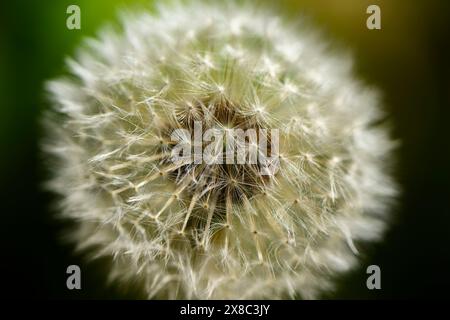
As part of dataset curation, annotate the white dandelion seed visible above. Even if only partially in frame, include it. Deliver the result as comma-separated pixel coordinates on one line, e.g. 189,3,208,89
44,2,397,299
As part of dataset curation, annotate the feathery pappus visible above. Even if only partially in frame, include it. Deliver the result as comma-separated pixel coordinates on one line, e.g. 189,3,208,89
44,1,397,299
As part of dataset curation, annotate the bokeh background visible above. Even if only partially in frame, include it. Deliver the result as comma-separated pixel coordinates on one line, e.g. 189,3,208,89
0,0,449,299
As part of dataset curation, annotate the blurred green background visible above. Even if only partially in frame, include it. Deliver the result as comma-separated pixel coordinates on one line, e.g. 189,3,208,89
0,0,449,299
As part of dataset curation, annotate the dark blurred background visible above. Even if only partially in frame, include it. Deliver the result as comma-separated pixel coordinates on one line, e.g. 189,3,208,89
0,0,449,299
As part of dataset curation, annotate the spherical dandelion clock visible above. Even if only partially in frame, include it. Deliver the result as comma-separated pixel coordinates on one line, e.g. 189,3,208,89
44,2,397,299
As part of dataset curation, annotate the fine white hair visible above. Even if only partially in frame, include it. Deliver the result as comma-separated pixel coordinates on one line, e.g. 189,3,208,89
44,1,397,299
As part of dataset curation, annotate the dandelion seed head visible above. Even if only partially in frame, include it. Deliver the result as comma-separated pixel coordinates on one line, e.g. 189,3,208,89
44,2,397,299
